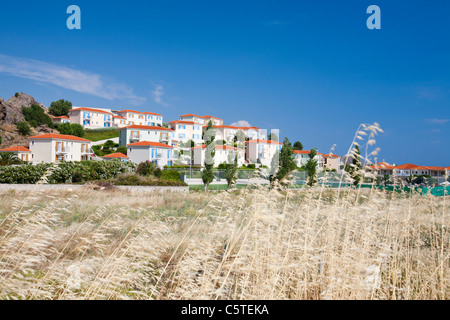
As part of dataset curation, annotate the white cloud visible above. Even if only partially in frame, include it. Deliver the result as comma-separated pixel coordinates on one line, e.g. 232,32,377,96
426,118,449,125
151,84,168,106
230,120,252,127
0,54,145,104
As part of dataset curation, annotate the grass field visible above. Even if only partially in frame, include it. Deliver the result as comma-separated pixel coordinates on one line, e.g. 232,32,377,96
0,184,448,300
83,128,119,142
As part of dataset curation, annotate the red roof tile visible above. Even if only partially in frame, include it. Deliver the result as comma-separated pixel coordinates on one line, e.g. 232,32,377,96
70,107,112,115
103,152,129,158
0,146,32,153
126,141,173,148
28,133,92,142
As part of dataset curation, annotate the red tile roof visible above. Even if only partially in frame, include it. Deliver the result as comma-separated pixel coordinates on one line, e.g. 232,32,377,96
245,139,283,145
122,125,173,131
0,146,32,153
168,120,203,125
395,163,421,170
28,133,92,142
180,114,223,120
70,107,112,115
117,109,162,116
103,152,129,159
52,116,70,119
202,115,223,120
113,116,126,119
126,141,173,148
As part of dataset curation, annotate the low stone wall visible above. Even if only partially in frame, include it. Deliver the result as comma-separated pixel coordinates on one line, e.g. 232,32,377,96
0,184,189,193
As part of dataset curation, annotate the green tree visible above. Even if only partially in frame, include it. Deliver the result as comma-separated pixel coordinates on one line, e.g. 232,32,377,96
16,121,31,136
22,104,53,128
276,137,296,183
116,146,127,155
344,145,362,186
293,141,303,151
225,153,238,189
49,99,72,117
202,120,216,190
0,152,22,166
58,122,84,137
305,148,318,187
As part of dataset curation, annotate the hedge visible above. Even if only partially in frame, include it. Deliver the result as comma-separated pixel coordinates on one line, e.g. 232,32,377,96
0,160,136,184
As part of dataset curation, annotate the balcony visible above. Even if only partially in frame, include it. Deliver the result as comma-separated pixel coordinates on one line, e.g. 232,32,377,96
130,135,140,142
56,147,71,154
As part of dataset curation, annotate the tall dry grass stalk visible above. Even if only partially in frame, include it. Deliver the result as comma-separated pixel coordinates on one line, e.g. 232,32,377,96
0,184,448,300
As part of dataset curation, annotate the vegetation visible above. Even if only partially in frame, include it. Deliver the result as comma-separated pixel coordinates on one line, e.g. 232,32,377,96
83,128,119,142
344,145,363,187
14,92,19,97
0,134,2,146
293,141,303,151
202,120,216,190
116,146,127,155
22,104,53,128
49,99,72,117
0,152,22,166
276,137,296,183
305,148,318,186
16,121,31,136
112,173,186,186
0,186,446,299
225,154,238,189
57,122,85,137
0,160,135,183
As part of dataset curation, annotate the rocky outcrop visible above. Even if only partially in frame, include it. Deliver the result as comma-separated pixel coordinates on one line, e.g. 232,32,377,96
0,92,52,149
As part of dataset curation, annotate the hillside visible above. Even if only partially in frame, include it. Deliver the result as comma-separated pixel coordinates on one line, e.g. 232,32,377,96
0,92,55,149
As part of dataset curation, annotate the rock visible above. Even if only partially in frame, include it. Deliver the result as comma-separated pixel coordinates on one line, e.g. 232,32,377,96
36,124,53,133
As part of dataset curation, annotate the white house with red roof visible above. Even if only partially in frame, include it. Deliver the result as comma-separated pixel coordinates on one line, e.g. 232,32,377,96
118,125,174,147
208,125,265,143
168,120,204,144
51,116,70,125
191,144,245,167
126,141,174,168
245,139,283,167
114,110,163,127
293,150,324,169
0,146,33,162
69,107,113,128
179,114,224,126
28,133,93,163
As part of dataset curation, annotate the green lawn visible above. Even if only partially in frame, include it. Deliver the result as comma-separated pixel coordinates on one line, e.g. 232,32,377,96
83,128,119,142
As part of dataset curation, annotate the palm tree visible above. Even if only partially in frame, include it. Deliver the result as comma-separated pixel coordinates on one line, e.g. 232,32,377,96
0,152,22,166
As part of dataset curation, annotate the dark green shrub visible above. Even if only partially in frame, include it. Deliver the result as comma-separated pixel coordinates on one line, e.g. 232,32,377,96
22,104,53,128
247,163,256,169
16,121,31,136
116,146,127,155
160,170,181,181
15,92,19,97
49,99,72,117
136,161,158,176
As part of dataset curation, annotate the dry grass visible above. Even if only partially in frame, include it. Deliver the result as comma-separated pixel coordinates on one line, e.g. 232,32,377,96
0,185,448,300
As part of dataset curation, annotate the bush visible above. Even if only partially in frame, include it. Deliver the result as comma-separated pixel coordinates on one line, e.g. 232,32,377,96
16,121,31,136
22,104,53,128
160,170,181,181
0,160,136,184
116,146,127,155
15,92,19,97
58,123,85,137
136,161,158,176
112,173,187,186
247,163,256,169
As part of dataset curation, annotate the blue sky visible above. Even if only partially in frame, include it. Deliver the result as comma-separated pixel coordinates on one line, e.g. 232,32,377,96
0,0,449,165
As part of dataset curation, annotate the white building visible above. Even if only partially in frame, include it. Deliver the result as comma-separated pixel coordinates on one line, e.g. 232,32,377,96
210,125,265,143
245,139,283,167
179,114,223,126
127,141,174,168
69,107,113,129
0,146,33,162
29,133,93,163
168,120,204,144
51,116,70,125
192,144,245,167
119,125,174,147
114,110,163,127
